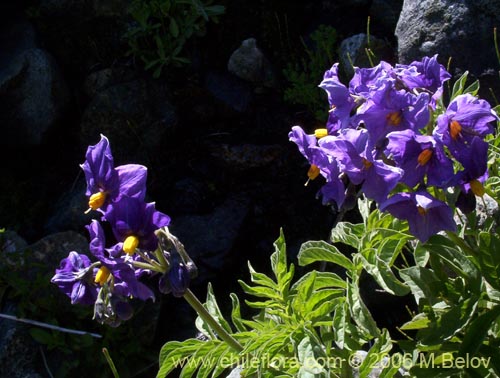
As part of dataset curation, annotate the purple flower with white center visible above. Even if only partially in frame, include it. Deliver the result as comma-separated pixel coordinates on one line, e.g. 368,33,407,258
434,94,497,161
379,191,456,243
320,63,355,132
319,129,403,203
355,80,431,146
87,220,155,301
51,252,98,305
81,135,148,212
104,196,171,254
385,130,455,188
395,55,451,105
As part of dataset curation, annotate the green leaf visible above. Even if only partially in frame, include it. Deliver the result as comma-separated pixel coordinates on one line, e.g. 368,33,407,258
459,305,500,356
330,222,364,249
359,250,409,296
400,313,430,331
169,17,179,38
292,271,347,291
196,283,232,338
477,232,500,290
298,240,353,270
157,339,203,378
358,329,392,378
451,71,469,100
29,328,53,345
297,336,326,377
347,281,380,338
270,229,288,282
230,293,247,332
464,79,480,96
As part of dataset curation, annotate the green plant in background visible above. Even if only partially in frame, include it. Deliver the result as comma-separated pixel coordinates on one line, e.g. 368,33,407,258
125,0,225,78
283,24,337,122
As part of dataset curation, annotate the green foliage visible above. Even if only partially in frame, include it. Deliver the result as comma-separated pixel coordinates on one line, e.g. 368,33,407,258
125,0,225,77
283,25,337,122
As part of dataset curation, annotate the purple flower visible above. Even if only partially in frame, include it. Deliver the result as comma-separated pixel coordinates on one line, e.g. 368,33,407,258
395,55,451,105
385,130,455,188
355,81,430,146
81,135,148,211
319,129,403,203
320,63,355,132
51,252,98,305
349,61,394,98
289,126,346,207
434,94,497,162
380,191,456,243
87,220,155,301
159,263,191,297
104,196,171,254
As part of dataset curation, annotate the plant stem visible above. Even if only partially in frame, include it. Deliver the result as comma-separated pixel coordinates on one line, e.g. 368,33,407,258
182,289,244,353
102,348,120,378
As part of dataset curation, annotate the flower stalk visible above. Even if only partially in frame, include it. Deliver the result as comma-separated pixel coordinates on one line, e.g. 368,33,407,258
182,288,244,353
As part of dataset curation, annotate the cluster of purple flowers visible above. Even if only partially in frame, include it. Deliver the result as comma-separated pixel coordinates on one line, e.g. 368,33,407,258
51,136,191,326
290,55,498,242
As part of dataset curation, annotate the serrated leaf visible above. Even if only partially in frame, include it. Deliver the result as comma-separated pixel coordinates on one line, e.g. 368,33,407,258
298,241,353,270
270,229,288,282
196,283,232,338
248,263,278,289
157,339,203,378
230,293,247,332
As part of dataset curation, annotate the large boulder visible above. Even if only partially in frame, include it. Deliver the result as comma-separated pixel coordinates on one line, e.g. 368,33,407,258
396,0,500,77
0,15,70,145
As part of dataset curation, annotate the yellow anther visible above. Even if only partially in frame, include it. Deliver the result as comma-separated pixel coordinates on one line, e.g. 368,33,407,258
417,206,427,216
386,111,403,126
470,179,485,197
417,149,433,166
88,192,106,210
449,120,462,140
304,164,321,186
314,128,328,139
123,235,140,255
95,266,111,285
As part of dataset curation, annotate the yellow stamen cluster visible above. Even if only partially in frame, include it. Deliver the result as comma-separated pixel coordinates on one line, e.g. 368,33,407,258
123,235,140,255
470,179,485,197
95,266,111,285
314,128,328,139
417,149,433,166
449,120,462,140
386,111,403,126
88,192,107,210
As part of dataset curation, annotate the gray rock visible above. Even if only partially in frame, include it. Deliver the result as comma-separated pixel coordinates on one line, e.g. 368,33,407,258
395,0,500,76
227,38,277,88
169,194,250,281
0,304,43,378
0,16,70,144
205,71,253,112
80,78,177,162
0,230,28,254
339,33,392,76
29,231,90,275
